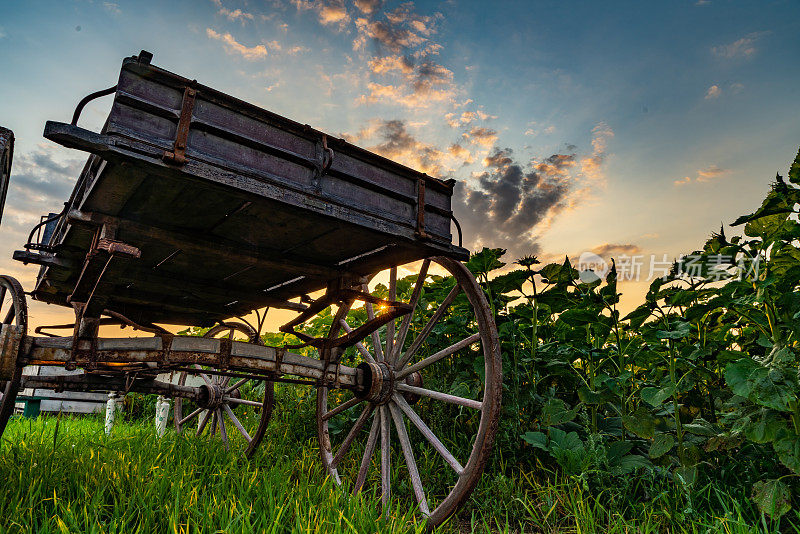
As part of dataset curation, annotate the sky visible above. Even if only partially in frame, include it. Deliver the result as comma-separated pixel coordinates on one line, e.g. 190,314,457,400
0,0,798,328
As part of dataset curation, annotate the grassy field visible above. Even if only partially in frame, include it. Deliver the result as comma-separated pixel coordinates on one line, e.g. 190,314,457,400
0,387,774,534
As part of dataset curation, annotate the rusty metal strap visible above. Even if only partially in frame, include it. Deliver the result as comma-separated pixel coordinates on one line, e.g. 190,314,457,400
416,176,427,238
161,334,174,364
163,85,197,166
273,348,285,376
219,337,232,369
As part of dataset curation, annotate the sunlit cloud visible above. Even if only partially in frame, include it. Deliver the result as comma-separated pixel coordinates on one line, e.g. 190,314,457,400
705,84,721,99
293,0,350,31
206,28,269,59
711,31,770,59
674,165,730,186
463,126,498,147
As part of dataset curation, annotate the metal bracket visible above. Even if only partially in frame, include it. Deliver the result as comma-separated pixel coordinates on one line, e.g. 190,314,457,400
312,134,334,190
163,85,197,166
416,175,427,238
279,284,411,350
219,337,232,369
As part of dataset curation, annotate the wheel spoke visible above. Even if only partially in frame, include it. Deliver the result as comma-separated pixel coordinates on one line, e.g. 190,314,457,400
354,409,381,494
192,365,213,387
396,333,481,380
395,284,461,370
225,397,262,407
223,404,252,443
196,410,212,435
322,395,362,421
388,401,430,516
362,283,384,362
331,403,374,469
380,404,391,510
385,266,397,362
217,408,229,450
395,383,482,410
393,394,463,474
3,305,13,325
225,377,249,393
208,411,218,436
178,406,204,427
391,259,430,363
340,319,376,364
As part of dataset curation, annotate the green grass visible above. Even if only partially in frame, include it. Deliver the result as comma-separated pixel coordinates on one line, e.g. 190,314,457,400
0,391,777,533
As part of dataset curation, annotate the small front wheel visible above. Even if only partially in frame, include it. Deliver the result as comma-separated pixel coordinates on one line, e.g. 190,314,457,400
173,321,274,457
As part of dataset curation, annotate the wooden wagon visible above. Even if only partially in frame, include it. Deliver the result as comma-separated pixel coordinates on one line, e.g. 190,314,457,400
0,51,501,527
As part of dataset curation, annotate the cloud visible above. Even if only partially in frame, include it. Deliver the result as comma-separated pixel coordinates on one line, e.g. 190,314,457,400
696,165,729,182
206,28,268,59
589,243,641,258
711,31,769,59
446,111,479,128
368,55,413,75
103,2,121,15
354,0,383,15
675,165,730,186
366,119,448,176
705,84,721,99
355,17,427,52
361,56,456,108
463,126,498,147
293,0,350,30
210,0,254,24
448,144,473,165
220,8,255,23
578,122,614,185
453,147,573,254
5,146,83,222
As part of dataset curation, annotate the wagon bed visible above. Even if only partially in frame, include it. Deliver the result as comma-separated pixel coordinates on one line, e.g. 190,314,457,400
22,51,466,326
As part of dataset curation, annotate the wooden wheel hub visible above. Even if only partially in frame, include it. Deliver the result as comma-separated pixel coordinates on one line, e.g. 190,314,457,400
356,362,394,404
199,382,225,409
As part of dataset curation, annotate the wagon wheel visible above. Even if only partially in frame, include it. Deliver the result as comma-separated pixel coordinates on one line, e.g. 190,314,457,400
174,321,274,456
0,127,13,226
0,275,27,439
316,256,502,527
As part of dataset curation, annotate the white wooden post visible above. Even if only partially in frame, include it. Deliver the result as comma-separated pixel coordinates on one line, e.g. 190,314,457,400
155,395,170,437
105,392,118,436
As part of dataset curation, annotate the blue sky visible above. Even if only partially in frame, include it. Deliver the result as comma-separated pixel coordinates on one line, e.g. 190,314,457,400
0,0,798,324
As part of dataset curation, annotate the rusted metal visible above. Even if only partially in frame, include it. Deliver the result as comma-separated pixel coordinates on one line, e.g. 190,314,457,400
162,85,197,165
280,284,411,349
416,176,427,238
71,86,118,127
0,127,13,227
